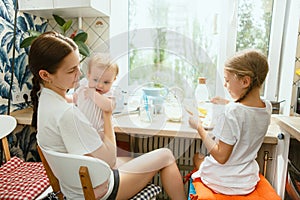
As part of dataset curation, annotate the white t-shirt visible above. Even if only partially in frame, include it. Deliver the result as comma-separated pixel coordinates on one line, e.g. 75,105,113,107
37,88,107,199
192,100,272,195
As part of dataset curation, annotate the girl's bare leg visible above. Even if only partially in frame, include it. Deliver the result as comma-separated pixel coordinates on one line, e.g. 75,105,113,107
193,152,205,170
160,162,187,200
116,148,186,200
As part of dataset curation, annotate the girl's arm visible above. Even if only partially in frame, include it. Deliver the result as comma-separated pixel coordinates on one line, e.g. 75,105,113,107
85,88,115,112
189,115,233,164
211,96,230,105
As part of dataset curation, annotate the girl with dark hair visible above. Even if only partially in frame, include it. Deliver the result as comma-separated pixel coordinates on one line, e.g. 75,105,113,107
29,31,186,200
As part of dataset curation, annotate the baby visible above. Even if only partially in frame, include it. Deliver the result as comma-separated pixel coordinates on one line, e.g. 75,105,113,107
75,53,118,139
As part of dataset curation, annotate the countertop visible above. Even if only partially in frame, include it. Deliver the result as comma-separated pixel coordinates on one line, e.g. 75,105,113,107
10,107,33,125
272,115,300,141
113,112,282,144
10,107,281,144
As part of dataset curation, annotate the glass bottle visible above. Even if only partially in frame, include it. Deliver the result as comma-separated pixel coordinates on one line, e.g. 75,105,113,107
194,77,210,117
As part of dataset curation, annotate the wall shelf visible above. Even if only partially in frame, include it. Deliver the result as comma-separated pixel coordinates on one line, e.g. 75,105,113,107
18,0,110,18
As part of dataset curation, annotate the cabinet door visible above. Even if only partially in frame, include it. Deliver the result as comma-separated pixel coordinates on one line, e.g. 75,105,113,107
18,0,110,18
18,0,54,10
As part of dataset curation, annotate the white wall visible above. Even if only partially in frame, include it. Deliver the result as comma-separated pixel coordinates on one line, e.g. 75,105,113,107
110,0,129,88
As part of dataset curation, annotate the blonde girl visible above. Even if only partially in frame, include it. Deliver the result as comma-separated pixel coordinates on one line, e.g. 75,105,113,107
189,49,272,195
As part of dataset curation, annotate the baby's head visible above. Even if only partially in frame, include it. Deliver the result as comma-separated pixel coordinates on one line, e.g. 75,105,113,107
87,53,119,94
224,49,269,102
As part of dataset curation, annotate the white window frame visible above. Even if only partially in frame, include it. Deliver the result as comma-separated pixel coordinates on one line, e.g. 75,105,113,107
264,0,287,101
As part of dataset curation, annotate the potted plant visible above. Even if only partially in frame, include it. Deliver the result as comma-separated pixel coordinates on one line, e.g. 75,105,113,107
20,14,90,62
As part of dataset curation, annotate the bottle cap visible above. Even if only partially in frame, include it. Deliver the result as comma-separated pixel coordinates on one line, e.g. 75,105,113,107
198,77,206,84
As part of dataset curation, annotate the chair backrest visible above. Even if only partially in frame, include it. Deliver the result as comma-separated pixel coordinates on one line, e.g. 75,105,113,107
0,115,17,162
38,146,113,200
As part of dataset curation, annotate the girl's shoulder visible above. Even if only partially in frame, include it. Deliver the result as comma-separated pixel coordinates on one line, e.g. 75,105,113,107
224,102,248,117
225,99,272,114
224,101,240,112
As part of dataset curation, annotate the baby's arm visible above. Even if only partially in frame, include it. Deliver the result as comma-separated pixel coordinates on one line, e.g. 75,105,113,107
85,88,115,112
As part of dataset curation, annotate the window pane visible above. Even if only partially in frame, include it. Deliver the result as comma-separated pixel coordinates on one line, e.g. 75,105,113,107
128,0,275,98
236,0,274,95
129,0,222,98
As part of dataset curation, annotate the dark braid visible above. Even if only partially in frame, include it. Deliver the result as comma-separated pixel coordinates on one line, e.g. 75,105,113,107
30,76,41,128
28,31,78,128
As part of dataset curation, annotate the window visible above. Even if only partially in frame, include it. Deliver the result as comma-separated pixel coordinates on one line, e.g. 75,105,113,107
111,0,286,101
110,0,286,101
128,0,222,98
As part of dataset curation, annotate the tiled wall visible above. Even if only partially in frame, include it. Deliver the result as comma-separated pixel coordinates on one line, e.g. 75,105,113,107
47,16,110,74
0,0,110,161
0,0,110,114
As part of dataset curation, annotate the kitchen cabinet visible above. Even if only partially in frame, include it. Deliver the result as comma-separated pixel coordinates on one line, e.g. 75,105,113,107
18,0,110,18
272,115,300,199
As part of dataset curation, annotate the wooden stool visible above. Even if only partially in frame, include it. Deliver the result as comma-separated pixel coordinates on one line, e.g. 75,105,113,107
189,174,281,200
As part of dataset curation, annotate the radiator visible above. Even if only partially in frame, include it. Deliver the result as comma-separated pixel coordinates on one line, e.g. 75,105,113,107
131,135,202,200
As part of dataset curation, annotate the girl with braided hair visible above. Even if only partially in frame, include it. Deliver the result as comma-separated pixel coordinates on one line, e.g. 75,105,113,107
189,49,272,195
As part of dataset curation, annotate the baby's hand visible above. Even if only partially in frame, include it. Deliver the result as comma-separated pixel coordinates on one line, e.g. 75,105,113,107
189,115,202,130
84,87,96,99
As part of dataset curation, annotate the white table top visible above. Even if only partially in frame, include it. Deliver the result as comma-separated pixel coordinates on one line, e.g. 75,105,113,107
11,107,279,144
113,111,279,144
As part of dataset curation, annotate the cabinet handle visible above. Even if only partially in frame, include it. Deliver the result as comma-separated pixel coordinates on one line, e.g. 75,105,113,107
277,133,284,140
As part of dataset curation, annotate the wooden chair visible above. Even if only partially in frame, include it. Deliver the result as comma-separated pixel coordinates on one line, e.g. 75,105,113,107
37,145,161,200
0,115,49,199
0,115,17,163
37,145,113,200
37,146,65,200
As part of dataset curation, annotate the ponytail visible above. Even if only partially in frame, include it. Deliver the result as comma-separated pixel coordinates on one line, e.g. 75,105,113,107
30,76,41,128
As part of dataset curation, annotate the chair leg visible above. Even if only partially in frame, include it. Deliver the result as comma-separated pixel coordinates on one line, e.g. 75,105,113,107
79,166,96,200
37,146,64,200
2,136,11,161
